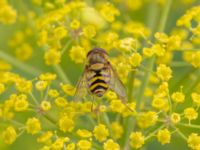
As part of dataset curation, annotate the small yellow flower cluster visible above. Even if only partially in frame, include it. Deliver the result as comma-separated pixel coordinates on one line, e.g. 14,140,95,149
0,0,17,24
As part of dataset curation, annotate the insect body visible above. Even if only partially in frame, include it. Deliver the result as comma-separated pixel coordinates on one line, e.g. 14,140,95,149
74,48,127,103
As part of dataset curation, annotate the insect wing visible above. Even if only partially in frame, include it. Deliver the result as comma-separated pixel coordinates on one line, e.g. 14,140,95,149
74,70,88,102
108,65,127,103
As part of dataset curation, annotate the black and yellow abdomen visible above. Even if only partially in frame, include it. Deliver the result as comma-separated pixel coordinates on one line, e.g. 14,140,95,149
86,63,110,97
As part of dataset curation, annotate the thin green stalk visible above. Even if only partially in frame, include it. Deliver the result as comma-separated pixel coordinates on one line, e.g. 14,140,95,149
170,61,191,67
174,127,187,141
61,40,72,55
167,94,172,115
101,112,113,138
127,70,135,102
30,93,39,105
0,50,41,76
145,124,165,141
53,64,71,84
42,113,57,127
137,0,172,111
178,122,200,129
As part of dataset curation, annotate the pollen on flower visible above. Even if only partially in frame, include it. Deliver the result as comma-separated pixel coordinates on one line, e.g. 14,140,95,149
77,140,91,150
40,101,51,111
171,92,185,103
184,107,198,121
2,126,17,144
76,129,92,138
157,129,171,145
129,132,145,149
103,139,120,150
44,49,61,65
171,113,181,124
111,122,124,140
187,133,200,150
69,46,87,64
26,117,41,135
93,124,109,142
58,116,74,132
156,64,172,81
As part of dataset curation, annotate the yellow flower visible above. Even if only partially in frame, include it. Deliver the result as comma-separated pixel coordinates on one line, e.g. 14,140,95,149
129,132,145,149
122,102,136,117
59,116,74,132
0,5,17,24
37,131,53,143
171,113,181,124
60,83,75,96
15,43,33,61
48,89,59,98
137,111,158,128
155,82,169,98
26,117,41,135
35,80,48,91
191,92,200,106
69,46,87,64
40,101,51,111
152,97,166,110
83,25,96,38
51,138,66,150
55,97,68,107
0,83,5,94
111,122,124,140
154,32,169,43
167,35,181,51
153,44,165,57
44,49,61,65
77,140,91,150
171,92,185,103
39,73,57,82
76,129,92,138
16,78,32,93
184,107,198,121
187,133,200,150
156,64,172,81
14,94,29,112
53,26,68,40
157,129,171,145
143,47,154,57
2,126,17,144
129,53,142,67
103,139,120,150
93,124,109,142
66,143,75,150
110,99,125,113
100,3,120,22
70,19,80,29
119,37,137,52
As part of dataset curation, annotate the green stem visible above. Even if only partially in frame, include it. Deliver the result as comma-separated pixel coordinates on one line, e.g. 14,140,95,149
53,64,71,84
0,50,41,76
174,127,187,141
137,0,172,111
145,124,165,141
167,94,172,115
127,70,135,102
61,40,72,55
42,113,57,127
178,122,200,129
170,61,191,67
101,112,113,138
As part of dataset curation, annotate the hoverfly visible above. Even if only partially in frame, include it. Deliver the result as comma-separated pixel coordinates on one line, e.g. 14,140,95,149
74,48,127,106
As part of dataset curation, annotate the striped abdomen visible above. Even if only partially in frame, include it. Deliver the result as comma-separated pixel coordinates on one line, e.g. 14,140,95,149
86,63,110,97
